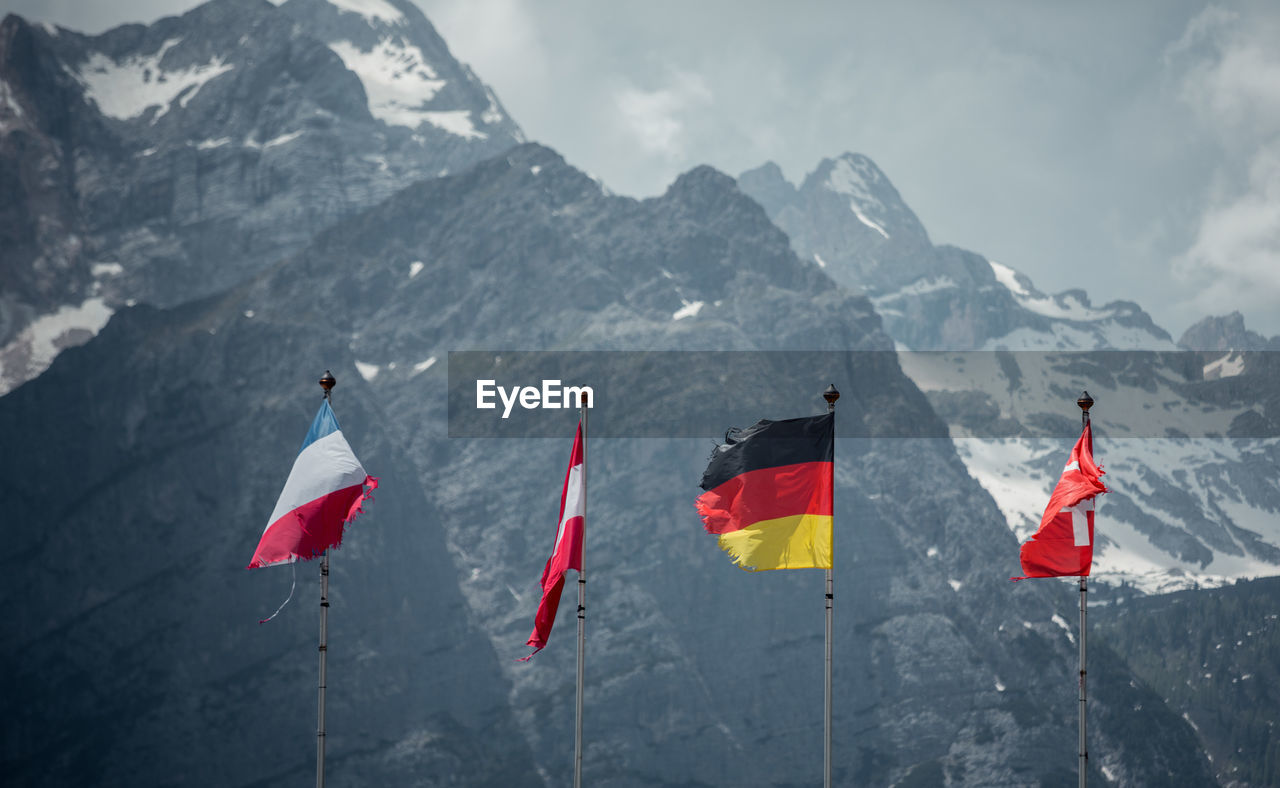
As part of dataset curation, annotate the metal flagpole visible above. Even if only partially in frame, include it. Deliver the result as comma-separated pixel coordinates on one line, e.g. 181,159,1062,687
1079,572,1087,788
318,549,329,788
822,384,839,788
574,392,588,788
317,370,336,788
1077,391,1093,788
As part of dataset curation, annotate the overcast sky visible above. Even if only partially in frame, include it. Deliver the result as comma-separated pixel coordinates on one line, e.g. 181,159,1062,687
6,0,1279,337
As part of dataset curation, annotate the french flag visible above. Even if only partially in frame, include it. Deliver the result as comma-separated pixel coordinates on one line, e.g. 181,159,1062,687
248,400,378,570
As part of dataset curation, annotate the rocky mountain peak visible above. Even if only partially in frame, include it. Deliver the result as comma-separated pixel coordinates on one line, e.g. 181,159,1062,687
736,160,796,217
740,153,1176,352
3,137,1212,785
665,162,737,193
813,151,887,197
0,0,526,395
1,5,1252,783
801,151,931,245
661,163,769,223
738,153,938,301
277,0,523,143
1178,311,1275,351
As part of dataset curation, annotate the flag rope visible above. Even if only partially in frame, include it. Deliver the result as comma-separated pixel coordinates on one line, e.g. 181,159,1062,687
257,559,298,624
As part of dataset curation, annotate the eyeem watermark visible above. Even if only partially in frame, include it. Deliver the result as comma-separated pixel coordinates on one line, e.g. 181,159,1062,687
449,350,1280,438
476,379,594,419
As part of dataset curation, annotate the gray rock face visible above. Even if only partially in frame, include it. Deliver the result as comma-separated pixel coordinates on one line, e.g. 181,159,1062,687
0,300,543,787
0,0,523,392
1,142,1213,786
1178,312,1276,351
1094,576,1280,787
0,14,102,349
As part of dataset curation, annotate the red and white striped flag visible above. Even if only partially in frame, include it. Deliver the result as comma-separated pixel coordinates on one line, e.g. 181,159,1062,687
522,420,585,659
1014,422,1107,579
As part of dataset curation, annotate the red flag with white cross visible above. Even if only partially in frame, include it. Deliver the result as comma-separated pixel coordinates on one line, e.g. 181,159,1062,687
1015,422,1107,579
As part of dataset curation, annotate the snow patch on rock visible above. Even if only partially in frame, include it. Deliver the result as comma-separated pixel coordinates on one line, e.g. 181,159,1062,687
327,0,405,25
1051,613,1075,644
672,300,704,320
329,38,446,129
263,130,305,149
1204,352,1246,379
421,110,485,139
77,38,233,120
0,78,25,133
853,207,890,239
0,298,114,395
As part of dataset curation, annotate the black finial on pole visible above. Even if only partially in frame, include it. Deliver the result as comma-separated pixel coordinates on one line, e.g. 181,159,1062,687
823,384,840,413
1077,390,1093,425
319,370,336,400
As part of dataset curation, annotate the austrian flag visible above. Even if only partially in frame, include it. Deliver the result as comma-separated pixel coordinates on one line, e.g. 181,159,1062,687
1015,422,1107,579
523,420,585,659
248,400,378,569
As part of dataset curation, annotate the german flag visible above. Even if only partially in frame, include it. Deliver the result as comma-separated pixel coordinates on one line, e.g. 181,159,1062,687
695,413,833,571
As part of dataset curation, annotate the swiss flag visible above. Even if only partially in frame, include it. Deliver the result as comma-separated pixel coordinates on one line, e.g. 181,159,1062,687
521,420,585,659
1015,422,1107,579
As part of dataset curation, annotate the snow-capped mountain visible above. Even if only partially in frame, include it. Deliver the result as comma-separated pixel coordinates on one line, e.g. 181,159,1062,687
739,156,933,297
741,155,1280,595
0,3,1256,782
741,154,1175,353
0,141,1214,786
0,0,523,394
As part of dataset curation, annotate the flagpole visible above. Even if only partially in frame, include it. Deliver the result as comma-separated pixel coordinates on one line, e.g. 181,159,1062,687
574,392,588,788
316,370,336,788
822,384,839,788
318,548,329,788
1077,391,1093,788
1078,571,1086,788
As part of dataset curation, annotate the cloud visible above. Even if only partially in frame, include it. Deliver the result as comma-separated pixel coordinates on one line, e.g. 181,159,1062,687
1170,7,1280,140
1168,6,1280,333
614,71,711,158
1175,146,1280,317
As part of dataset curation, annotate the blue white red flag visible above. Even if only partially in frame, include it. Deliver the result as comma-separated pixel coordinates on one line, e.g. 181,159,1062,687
248,400,378,569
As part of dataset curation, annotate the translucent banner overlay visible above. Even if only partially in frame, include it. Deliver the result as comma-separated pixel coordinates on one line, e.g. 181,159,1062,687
447,350,1280,438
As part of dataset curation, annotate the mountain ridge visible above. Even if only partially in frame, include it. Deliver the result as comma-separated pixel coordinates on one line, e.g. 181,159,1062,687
739,154,1280,599
1,137,1214,785
0,2,1255,782
0,0,524,394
